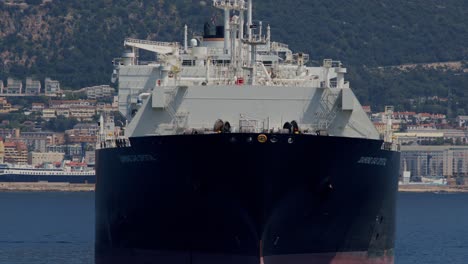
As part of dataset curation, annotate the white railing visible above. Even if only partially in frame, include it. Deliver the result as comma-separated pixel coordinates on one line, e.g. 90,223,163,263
124,38,179,48
3,169,95,176
271,42,289,50
213,0,247,9
208,48,225,56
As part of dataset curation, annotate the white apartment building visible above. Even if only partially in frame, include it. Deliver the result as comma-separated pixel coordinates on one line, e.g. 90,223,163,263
28,152,65,166
85,85,115,99
25,77,41,95
42,109,57,120
56,108,71,118
69,107,96,121
6,78,22,94
401,145,468,178
44,78,61,96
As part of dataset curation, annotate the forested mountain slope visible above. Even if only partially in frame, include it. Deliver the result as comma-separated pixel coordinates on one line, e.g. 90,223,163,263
0,0,466,114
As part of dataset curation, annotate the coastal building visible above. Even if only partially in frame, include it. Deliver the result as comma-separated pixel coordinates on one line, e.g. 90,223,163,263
112,96,118,108
73,123,99,135
65,123,99,144
395,129,468,145
85,151,96,165
372,109,448,130
457,116,468,128
13,132,64,153
42,109,56,120
407,124,437,130
444,147,468,179
44,78,61,96
393,111,417,121
0,97,16,113
21,121,36,130
69,106,96,121
0,140,4,163
31,103,45,112
373,122,401,137
50,100,96,109
47,100,97,121
46,144,84,159
416,113,444,122
400,145,468,180
6,78,22,94
55,108,70,118
400,146,445,179
85,85,115,100
28,152,65,166
96,102,118,114
25,77,41,95
3,141,28,165
394,131,444,145
0,128,20,139
6,137,47,154
442,129,468,145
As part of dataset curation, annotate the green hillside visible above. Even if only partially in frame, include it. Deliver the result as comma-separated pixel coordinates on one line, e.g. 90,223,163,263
0,0,467,114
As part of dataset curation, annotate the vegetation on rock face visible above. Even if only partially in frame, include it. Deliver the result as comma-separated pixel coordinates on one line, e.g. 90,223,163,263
349,66,468,115
254,0,467,67
0,0,467,114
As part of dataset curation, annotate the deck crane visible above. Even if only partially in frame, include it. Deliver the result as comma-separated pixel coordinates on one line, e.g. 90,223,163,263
123,38,181,66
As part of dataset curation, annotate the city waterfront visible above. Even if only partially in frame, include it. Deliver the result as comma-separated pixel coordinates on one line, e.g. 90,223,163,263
0,192,467,263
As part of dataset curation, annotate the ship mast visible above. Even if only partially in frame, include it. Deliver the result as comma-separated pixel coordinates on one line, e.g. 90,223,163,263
213,0,248,81
212,1,268,85
247,0,253,40
213,0,247,55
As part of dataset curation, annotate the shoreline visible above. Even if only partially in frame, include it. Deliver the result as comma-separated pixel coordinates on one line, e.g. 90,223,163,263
0,182,95,192
1,182,468,193
399,184,468,193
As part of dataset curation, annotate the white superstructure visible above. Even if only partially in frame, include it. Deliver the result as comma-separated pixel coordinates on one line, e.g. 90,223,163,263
112,0,379,140
0,164,94,176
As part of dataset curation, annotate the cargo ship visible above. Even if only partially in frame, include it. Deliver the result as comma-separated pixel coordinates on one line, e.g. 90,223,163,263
95,1,400,263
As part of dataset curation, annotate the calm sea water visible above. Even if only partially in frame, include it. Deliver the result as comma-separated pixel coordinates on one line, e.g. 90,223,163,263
0,192,94,264
0,192,467,264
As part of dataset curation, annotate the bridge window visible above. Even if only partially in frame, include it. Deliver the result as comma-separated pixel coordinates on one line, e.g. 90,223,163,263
182,60,195,66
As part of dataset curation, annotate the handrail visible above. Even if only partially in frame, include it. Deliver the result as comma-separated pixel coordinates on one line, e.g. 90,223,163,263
213,0,247,9
271,42,289,49
124,38,179,48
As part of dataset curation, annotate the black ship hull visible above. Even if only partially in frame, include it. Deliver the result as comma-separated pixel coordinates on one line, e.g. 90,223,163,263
95,133,400,264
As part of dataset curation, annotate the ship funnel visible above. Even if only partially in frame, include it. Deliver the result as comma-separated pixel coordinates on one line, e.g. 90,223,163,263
122,50,135,66
216,26,225,37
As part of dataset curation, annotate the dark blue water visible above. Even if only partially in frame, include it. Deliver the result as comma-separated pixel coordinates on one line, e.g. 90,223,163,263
0,192,467,264
0,192,94,264
396,193,468,263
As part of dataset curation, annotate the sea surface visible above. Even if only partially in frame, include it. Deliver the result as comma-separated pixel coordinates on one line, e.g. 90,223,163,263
0,192,94,264
0,192,467,264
